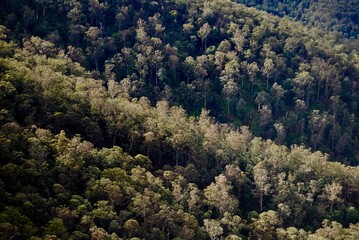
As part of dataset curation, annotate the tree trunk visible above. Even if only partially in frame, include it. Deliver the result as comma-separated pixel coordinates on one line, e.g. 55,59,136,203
259,191,263,212
42,5,46,19
325,79,329,100
227,98,230,115
251,79,254,95
331,117,336,151
155,65,158,85
203,93,207,109
94,58,99,72
129,141,133,153
306,84,310,108
112,129,118,147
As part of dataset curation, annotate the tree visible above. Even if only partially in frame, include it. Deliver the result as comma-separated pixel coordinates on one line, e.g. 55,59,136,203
22,6,35,34
309,220,346,239
113,47,134,75
293,69,314,107
220,59,240,114
253,163,271,212
247,61,259,93
123,219,139,238
88,0,109,26
170,129,194,166
130,188,161,223
136,19,149,44
309,110,329,151
35,0,53,20
54,131,94,171
324,181,342,212
67,2,86,45
224,164,247,198
85,26,104,71
136,53,148,87
250,210,281,240
116,6,129,30
89,226,111,240
104,61,115,82
204,174,239,216
255,91,270,111
276,226,308,240
270,83,285,117
187,183,201,214
198,23,212,51
204,219,223,240
90,177,124,207
0,207,37,239
44,218,69,240
220,212,244,236
263,58,274,90
150,50,164,85
232,29,245,54
107,80,121,99
329,96,344,151
148,13,165,36
221,77,239,115
258,105,273,128
274,122,286,145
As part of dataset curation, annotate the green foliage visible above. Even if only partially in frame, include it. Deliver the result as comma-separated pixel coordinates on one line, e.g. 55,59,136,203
43,218,68,240
0,207,37,239
235,0,359,39
0,0,358,239
1,0,358,163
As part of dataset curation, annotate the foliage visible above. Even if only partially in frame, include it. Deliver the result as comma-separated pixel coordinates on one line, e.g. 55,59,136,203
0,0,359,239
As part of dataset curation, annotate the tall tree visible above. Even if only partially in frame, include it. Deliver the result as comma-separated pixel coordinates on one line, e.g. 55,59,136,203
253,163,271,212
204,174,239,216
198,23,212,51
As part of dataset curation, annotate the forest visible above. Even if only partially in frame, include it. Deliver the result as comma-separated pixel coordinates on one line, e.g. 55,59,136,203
0,0,359,239
235,0,359,39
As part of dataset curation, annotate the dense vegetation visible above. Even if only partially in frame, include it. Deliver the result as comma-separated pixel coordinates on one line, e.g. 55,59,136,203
235,0,359,39
1,0,359,164
0,0,359,239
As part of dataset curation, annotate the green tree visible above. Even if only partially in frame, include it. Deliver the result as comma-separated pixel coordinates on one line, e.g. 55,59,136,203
0,207,37,239
324,181,342,212
204,174,239,216
204,219,223,240
43,218,68,240
250,210,282,240
198,23,212,51
253,163,271,212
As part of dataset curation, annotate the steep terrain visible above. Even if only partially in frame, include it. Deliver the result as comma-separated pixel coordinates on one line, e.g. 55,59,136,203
235,0,359,39
1,0,359,163
0,0,359,239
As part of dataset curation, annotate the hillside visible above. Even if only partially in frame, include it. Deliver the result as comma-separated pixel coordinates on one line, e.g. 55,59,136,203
1,29,359,239
235,0,359,39
1,0,359,239
1,0,359,163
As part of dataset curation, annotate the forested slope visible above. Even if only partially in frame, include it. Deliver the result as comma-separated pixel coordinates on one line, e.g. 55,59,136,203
1,0,359,163
1,0,359,239
0,28,359,239
235,0,359,39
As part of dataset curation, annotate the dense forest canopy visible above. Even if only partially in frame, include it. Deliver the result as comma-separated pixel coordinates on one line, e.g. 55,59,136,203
1,0,359,164
235,0,359,39
0,0,359,239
